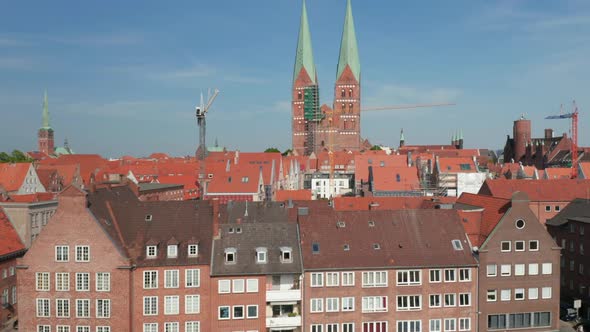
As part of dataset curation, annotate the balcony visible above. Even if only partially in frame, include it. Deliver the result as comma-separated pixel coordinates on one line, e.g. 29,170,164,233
266,289,301,302
266,315,302,329
266,275,301,302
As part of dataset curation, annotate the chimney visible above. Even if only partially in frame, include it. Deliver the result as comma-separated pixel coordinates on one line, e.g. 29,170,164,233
212,198,220,239
407,151,412,167
234,150,240,165
544,128,553,139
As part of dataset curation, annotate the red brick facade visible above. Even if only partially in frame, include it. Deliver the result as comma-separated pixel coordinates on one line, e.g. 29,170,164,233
0,258,19,329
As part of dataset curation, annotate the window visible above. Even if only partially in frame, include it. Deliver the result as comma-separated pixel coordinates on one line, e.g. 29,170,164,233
77,327,90,332
458,318,470,331
311,273,324,287
164,296,179,315
579,264,584,275
312,242,320,253
56,272,70,291
164,322,179,332
167,245,178,258
342,297,354,311
430,319,442,332
528,288,539,299
188,244,198,257
515,241,525,251
1,289,6,306
37,298,50,317
224,247,236,263
246,278,258,292
94,272,109,292
545,205,551,212
143,323,158,332
515,288,525,300
146,245,157,258
397,270,420,285
233,279,245,293
185,295,200,314
398,320,421,332
185,322,199,332
186,269,200,288
487,264,497,277
444,318,456,332
96,299,110,318
36,272,50,291
459,268,471,281
342,272,354,286
541,287,552,299
500,264,511,276
487,314,507,330
256,247,267,263
144,271,158,289
164,270,179,288
76,273,89,291
8,266,14,276
218,279,230,293
516,219,525,229
56,245,69,261
280,247,292,263
542,263,552,275
362,296,388,312
397,295,421,310
363,322,387,332
570,260,575,271
487,289,497,301
430,269,441,283
515,264,525,276
57,326,71,332
75,245,90,262
452,240,463,250
501,241,510,252
363,271,388,287
459,293,471,306
500,289,511,301
430,294,441,307
143,296,158,315
247,305,258,318
326,272,339,286
96,327,110,332
56,298,70,317
342,323,354,332
38,326,51,332
444,293,456,307
311,324,323,332
326,297,339,312
11,286,16,304
233,305,244,319
310,298,324,313
444,269,456,282
528,263,539,275
76,299,90,318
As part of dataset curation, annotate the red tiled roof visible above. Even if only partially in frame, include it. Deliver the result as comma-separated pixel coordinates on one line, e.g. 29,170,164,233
275,190,313,201
0,163,32,192
37,164,79,186
543,167,571,179
206,166,260,194
40,154,108,185
4,192,56,203
580,162,590,178
437,157,477,173
478,178,590,201
333,196,456,211
371,166,419,192
455,193,510,247
355,154,407,183
0,207,25,257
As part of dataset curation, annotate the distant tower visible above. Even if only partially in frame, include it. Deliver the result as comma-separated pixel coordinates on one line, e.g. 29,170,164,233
292,0,319,156
513,114,531,163
334,0,361,151
399,128,405,148
458,129,464,149
38,90,55,155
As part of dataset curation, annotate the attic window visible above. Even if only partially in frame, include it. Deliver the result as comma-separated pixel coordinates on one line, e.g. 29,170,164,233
515,219,525,229
280,247,293,263
236,227,242,234
337,221,346,228
228,176,232,183
228,227,234,234
256,247,267,264
368,220,375,227
452,240,463,251
208,173,213,179
373,243,381,250
368,159,373,164
460,164,472,170
242,177,249,183
343,244,350,251
312,243,320,254
380,161,385,167
188,244,199,257
145,214,153,222
225,248,236,264
146,245,157,258
396,174,401,182
167,245,178,258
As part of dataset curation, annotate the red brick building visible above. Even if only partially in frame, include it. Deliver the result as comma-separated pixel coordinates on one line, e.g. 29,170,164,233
0,207,25,330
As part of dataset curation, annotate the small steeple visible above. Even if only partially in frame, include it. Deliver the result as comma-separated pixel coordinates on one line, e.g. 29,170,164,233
41,90,51,129
399,128,405,148
336,0,360,81
293,0,317,84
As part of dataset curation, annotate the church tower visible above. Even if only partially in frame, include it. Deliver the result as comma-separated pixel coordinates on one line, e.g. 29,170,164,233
38,90,55,155
333,0,361,151
292,0,320,156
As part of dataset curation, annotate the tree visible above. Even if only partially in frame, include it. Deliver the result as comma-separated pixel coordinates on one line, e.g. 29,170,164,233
0,150,32,163
264,147,281,153
0,152,10,163
370,145,382,151
282,149,293,156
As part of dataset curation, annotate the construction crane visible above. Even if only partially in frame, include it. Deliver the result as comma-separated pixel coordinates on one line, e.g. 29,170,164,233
545,101,580,178
326,102,456,198
195,88,220,197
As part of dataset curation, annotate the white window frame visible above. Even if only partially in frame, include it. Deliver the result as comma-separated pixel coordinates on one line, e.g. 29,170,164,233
96,272,110,292
76,299,90,318
514,240,525,252
143,270,158,289
342,297,354,311
232,279,245,293
185,269,200,288
500,241,511,252
36,272,50,291
75,245,90,262
246,304,258,319
96,298,110,318
362,296,388,313
397,270,421,286
486,264,497,277
76,272,90,292
458,293,471,307
164,296,179,315
233,305,245,319
542,263,552,275
185,295,200,314
363,271,388,287
188,244,199,257
541,287,552,299
529,240,539,251
458,318,470,332
514,288,525,300
218,279,230,294
246,278,258,293
528,263,539,275
36,298,50,317
458,268,471,282
444,293,456,307
444,318,456,332
528,287,539,300
430,269,441,283
56,298,70,318
310,298,324,313
429,294,441,308
311,272,324,287
164,270,179,288
326,272,339,287
167,244,178,258
56,272,70,291
326,297,339,312
146,245,157,258
143,323,158,332
500,264,511,276
256,247,267,263
143,296,158,316
500,289,511,301
514,264,525,276
396,295,421,311
185,321,200,332
342,272,355,286
487,289,497,302
430,319,442,332
55,245,69,262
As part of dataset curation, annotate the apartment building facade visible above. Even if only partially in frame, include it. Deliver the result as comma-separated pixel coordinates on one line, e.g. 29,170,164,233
0,207,25,330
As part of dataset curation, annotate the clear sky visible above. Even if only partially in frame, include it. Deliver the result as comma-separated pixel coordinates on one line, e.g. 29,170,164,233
1,0,589,158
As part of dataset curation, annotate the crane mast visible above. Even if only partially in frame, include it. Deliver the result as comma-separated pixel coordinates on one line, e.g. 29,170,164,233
545,101,579,178
196,88,220,197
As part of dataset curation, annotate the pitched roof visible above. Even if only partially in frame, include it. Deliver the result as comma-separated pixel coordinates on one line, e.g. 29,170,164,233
333,196,456,211
543,167,571,179
0,207,25,259
336,0,360,81
371,166,419,192
0,163,32,192
455,193,510,247
579,162,590,178
437,157,477,173
298,208,477,270
293,0,317,84
478,178,590,201
546,198,590,226
355,154,407,183
276,189,313,201
3,192,56,203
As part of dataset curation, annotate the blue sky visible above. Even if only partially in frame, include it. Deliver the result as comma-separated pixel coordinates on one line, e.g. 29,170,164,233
1,0,589,158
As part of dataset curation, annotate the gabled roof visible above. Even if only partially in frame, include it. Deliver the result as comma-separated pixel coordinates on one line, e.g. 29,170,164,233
207,165,261,194
37,164,80,186
546,198,590,227
371,166,419,192
298,208,476,270
543,167,571,179
0,207,25,259
436,157,477,173
478,178,590,201
0,163,32,192
355,154,407,183
455,193,510,247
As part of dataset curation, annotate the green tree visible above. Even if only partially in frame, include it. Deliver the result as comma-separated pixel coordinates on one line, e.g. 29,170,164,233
370,145,382,151
0,152,10,163
264,147,281,153
282,149,293,156
11,150,30,162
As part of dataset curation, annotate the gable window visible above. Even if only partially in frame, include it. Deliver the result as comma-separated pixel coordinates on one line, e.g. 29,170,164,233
545,205,551,212
529,240,539,251
515,219,525,229
188,244,198,257
146,245,157,258
75,246,90,262
167,245,178,258
255,247,267,264
515,241,525,251
225,248,236,264
501,241,511,252
55,245,69,262
280,247,292,263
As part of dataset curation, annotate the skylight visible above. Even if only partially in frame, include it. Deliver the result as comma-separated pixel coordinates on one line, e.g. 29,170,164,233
452,240,463,251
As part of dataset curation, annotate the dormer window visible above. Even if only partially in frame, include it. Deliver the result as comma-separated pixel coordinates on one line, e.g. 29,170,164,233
225,248,237,264
188,244,199,257
228,227,234,234
236,227,242,234
256,247,267,264
145,214,153,222
164,244,176,258
280,247,293,263
146,245,157,258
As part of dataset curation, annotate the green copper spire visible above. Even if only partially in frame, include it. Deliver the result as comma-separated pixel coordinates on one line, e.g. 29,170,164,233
293,0,317,84
41,90,51,129
336,0,360,81
459,128,463,140
400,128,405,142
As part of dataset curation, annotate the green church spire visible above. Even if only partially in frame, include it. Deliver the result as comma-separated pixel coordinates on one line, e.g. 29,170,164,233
41,90,51,129
336,0,360,81
293,0,317,84
400,128,405,142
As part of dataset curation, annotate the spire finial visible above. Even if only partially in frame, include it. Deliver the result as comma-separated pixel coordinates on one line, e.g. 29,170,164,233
336,0,360,81
293,0,317,84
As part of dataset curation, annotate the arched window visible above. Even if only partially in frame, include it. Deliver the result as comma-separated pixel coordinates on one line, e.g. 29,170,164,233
341,89,345,98
349,103,353,113
348,88,353,97
341,103,345,111
297,91,302,100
